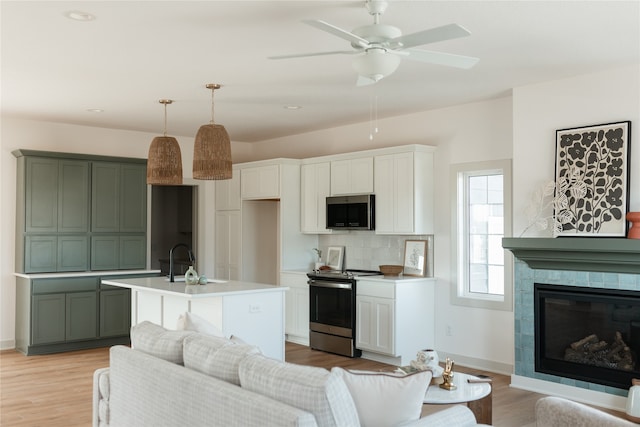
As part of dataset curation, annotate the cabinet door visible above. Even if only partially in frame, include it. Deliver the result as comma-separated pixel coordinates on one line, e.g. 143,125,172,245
374,153,415,234
32,293,66,344
330,158,373,195
92,162,121,232
91,236,119,270
356,295,395,355
241,165,279,199
25,235,57,273
120,164,147,233
66,291,97,341
215,210,241,280
57,235,89,272
58,160,89,233
350,157,374,194
100,289,131,337
25,157,58,233
119,235,146,269
373,155,395,233
215,171,241,210
301,163,331,233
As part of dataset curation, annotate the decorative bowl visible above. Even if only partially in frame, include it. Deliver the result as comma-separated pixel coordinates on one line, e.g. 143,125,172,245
379,265,403,277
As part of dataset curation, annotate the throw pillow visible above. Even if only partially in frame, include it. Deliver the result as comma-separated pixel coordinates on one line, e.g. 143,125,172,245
239,354,360,427
129,321,195,365
176,311,226,338
183,334,260,385
331,367,432,427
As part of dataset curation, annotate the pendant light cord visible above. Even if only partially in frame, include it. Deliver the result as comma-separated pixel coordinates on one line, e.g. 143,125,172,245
163,102,168,137
210,87,215,125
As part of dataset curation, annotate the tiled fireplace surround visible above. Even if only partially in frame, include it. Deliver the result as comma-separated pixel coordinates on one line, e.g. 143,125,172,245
508,238,640,410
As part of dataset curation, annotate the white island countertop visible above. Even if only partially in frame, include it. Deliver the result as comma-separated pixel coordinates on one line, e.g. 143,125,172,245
101,276,288,299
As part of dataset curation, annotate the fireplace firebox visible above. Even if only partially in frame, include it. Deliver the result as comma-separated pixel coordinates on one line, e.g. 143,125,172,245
535,283,640,390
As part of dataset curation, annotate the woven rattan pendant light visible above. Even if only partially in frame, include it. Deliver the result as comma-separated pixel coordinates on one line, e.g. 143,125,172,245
147,99,183,185
193,84,232,180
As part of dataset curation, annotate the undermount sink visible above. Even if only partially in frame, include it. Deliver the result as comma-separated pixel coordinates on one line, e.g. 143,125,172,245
165,276,228,284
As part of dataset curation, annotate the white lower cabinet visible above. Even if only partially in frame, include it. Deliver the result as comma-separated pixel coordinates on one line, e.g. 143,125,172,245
280,272,309,345
356,278,435,366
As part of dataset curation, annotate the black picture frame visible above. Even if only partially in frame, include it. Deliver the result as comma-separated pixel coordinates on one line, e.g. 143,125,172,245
554,121,631,237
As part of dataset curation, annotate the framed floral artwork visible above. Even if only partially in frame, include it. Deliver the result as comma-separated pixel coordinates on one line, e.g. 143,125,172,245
403,240,427,276
554,121,631,237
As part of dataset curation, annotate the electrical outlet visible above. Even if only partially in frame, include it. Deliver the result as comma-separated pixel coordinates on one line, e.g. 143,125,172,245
446,325,453,337
249,303,262,313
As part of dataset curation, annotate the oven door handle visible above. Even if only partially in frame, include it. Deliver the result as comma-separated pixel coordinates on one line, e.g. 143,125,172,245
309,280,353,290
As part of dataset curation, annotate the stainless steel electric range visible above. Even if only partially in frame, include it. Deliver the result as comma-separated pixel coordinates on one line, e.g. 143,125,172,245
306,269,382,357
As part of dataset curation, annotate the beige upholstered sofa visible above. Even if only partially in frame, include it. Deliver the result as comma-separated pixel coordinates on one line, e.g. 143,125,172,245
93,321,488,427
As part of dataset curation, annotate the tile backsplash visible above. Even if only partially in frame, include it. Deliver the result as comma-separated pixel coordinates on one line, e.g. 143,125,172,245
317,232,433,275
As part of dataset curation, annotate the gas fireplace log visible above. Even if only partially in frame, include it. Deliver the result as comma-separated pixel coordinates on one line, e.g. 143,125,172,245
570,334,599,350
585,341,608,353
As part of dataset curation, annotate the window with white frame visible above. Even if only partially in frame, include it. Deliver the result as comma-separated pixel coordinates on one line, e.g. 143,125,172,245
451,159,513,311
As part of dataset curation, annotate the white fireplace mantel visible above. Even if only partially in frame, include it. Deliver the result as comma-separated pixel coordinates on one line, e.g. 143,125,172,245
503,238,640,274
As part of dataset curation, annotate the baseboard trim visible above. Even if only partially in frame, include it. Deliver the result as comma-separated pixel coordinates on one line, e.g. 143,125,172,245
437,351,513,376
0,339,16,351
285,335,309,346
511,374,627,412
361,351,402,366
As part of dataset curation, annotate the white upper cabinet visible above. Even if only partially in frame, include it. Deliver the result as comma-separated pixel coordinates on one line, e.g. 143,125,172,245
301,162,332,234
330,157,373,195
215,169,241,210
374,148,434,235
241,165,280,199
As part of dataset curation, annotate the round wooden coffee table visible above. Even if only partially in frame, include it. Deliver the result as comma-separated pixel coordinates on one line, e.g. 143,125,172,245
423,372,492,424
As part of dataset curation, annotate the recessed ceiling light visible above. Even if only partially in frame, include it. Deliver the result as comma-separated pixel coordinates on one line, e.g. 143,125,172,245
86,108,103,113
64,11,96,22
283,105,302,110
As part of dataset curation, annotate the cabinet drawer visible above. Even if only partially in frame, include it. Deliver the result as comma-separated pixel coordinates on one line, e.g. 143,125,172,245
357,281,395,298
32,277,98,294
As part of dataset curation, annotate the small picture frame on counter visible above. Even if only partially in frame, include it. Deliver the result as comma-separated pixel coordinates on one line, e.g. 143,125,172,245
403,240,427,277
326,246,344,271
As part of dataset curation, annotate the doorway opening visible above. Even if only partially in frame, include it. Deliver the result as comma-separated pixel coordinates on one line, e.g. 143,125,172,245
150,185,197,276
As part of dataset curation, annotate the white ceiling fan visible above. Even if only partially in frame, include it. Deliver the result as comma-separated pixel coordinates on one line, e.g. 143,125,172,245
269,0,479,86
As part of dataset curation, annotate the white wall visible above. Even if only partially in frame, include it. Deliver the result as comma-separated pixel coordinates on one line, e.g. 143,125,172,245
513,64,640,236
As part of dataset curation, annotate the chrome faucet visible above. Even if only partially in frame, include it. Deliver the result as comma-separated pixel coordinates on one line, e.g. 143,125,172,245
169,243,195,282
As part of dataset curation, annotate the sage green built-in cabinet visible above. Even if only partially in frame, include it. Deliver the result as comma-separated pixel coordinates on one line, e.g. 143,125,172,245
14,150,147,273
15,273,153,355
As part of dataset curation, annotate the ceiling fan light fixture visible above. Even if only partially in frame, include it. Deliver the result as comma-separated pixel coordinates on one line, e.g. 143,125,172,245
193,84,232,180
147,99,183,186
352,48,401,82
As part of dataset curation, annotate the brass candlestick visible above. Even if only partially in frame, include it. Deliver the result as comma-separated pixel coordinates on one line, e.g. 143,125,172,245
439,358,457,390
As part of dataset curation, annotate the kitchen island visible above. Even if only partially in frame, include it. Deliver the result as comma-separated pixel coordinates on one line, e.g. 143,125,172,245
102,276,288,360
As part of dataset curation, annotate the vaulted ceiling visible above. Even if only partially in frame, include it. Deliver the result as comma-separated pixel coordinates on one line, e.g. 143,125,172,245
2,1,639,143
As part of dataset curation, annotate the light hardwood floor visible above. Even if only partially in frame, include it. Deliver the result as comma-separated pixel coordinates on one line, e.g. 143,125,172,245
0,342,627,426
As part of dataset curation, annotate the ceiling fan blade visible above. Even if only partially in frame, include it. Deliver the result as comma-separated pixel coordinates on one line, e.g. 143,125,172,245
268,50,357,60
303,19,370,48
390,23,471,50
403,48,479,69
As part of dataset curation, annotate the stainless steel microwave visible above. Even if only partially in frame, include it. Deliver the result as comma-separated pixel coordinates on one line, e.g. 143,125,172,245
326,194,375,230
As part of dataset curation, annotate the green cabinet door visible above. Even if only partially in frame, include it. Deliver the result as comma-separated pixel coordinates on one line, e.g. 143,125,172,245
57,235,89,271
99,289,131,337
91,236,119,270
66,291,97,341
25,157,58,233
32,293,65,344
25,235,57,273
120,235,146,269
58,160,89,232
92,162,120,233
120,164,147,233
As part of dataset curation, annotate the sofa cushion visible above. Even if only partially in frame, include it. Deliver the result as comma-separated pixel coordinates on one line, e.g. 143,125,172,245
331,368,431,427
183,334,261,385
130,321,195,364
176,311,226,338
239,354,359,427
